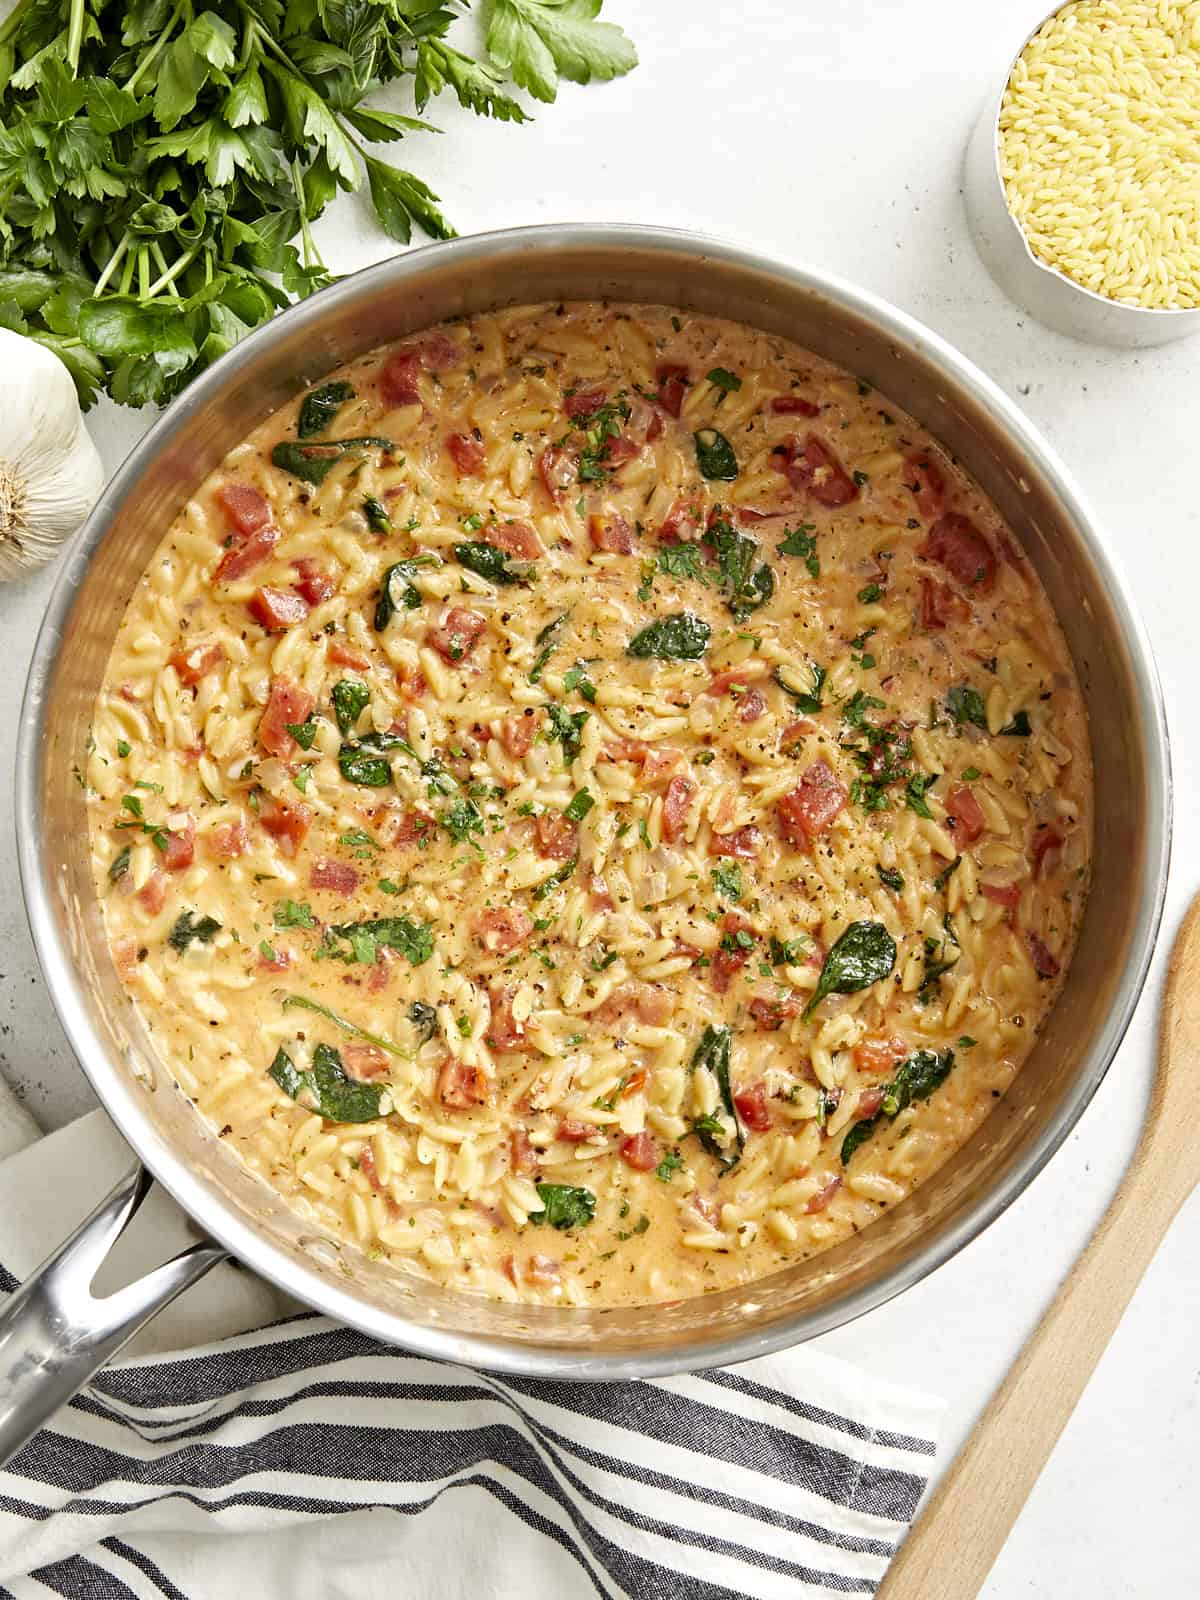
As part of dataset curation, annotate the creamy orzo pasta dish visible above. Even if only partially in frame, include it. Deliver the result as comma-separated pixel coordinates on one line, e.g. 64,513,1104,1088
89,303,1091,1307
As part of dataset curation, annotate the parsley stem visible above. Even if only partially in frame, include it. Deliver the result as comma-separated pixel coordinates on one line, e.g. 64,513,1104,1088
144,238,202,300
0,0,32,48
92,232,131,298
124,0,188,94
65,0,86,75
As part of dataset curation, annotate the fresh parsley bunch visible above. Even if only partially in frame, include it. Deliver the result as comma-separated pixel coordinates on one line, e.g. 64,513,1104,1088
0,0,636,407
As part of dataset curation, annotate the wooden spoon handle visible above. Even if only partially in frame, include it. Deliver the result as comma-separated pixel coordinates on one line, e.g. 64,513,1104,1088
881,891,1200,1600
877,1156,1184,1600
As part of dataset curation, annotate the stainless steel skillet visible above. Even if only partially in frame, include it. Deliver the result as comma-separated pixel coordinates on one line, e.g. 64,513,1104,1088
4,224,1170,1465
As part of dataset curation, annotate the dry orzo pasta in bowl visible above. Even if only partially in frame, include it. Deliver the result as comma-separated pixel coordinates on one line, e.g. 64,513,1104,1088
15,227,1169,1384
965,0,1200,345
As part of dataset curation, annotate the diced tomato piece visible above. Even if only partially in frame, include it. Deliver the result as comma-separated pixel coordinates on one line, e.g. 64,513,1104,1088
622,1069,648,1098
712,913,754,995
906,451,946,520
661,774,697,843
487,986,529,1052
526,1254,561,1286
212,522,279,583
170,641,224,687
707,665,767,697
137,871,167,915
259,797,312,857
780,719,815,752
291,558,335,605
982,881,1022,912
216,482,272,536
559,1118,597,1143
853,1035,907,1073
387,809,434,850
395,662,428,701
605,434,641,470
367,949,394,993
257,943,292,973
446,431,485,475
438,1058,490,1108
420,332,461,370
248,586,309,633
483,520,542,559
538,446,577,502
806,1174,842,1213
162,815,195,872
776,760,848,848
1028,933,1060,980
655,362,689,418
771,393,820,416
738,688,767,723
380,350,421,405
428,607,485,664
945,784,986,844
642,746,684,784
310,857,359,896
342,1042,389,1081
1032,827,1064,879
775,435,859,508
205,821,247,861
565,386,605,419
328,640,371,670
510,1127,538,1175
596,982,673,1026
258,677,314,759
921,513,997,593
620,1131,658,1171
748,995,802,1031
646,412,664,443
534,812,578,861
658,497,702,544
500,714,536,758
733,1081,773,1132
589,872,614,911
710,825,762,860
589,510,636,554
920,576,970,631
477,907,534,954
603,737,649,765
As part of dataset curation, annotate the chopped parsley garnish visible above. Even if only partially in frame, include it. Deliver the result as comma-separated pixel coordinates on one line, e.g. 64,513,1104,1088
545,703,590,761
532,853,579,901
706,366,742,395
655,1150,683,1182
318,915,434,967
562,663,597,702
857,582,884,604
564,788,595,822
338,829,380,858
777,523,820,578
703,517,774,619
285,717,318,751
440,798,484,844
712,862,743,902
107,846,131,883
876,865,905,892
769,935,809,966
116,739,131,758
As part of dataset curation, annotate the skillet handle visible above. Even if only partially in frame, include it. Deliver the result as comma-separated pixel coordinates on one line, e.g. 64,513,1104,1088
0,1163,227,1470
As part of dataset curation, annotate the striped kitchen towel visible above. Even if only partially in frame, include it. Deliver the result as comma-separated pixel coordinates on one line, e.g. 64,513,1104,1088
0,1110,944,1600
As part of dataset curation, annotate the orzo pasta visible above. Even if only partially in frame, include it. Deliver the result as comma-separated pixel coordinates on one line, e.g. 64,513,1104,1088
88,303,1092,1307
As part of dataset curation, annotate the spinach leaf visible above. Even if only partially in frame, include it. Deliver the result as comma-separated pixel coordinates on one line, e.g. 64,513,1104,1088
840,1048,955,1164
905,772,938,819
545,704,590,762
703,517,774,619
627,612,711,660
532,852,578,901
281,995,410,1058
688,1024,743,1172
375,556,439,629
167,910,221,953
331,679,370,735
946,685,987,730
298,380,354,438
706,366,741,394
933,855,962,892
108,846,131,883
655,1151,683,1182
1000,710,1031,736
337,729,414,786
876,864,905,892
777,523,820,578
269,1042,383,1124
271,436,392,486
803,920,897,1021
408,1000,438,1043
530,1182,596,1230
564,788,595,822
528,610,570,683
454,540,532,586
694,426,738,481
775,661,826,713
285,716,318,750
320,915,434,967
363,496,392,534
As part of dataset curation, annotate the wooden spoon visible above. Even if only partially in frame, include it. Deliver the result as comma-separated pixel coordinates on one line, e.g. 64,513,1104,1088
879,893,1200,1600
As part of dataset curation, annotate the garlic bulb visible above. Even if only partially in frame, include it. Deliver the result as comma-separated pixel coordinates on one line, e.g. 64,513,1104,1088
0,328,105,580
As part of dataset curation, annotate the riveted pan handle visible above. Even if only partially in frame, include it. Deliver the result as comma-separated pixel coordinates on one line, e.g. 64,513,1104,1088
0,1164,227,1470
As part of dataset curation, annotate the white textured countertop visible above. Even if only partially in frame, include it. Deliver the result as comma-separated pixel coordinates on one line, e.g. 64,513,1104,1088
1,1,1196,1592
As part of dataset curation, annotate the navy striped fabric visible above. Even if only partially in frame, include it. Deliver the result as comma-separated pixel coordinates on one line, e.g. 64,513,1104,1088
0,1310,939,1599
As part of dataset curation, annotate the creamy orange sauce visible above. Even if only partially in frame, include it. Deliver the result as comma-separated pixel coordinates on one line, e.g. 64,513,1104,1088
87,303,1091,1306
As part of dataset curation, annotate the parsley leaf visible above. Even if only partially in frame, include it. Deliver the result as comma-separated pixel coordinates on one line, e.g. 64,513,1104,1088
486,0,637,104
